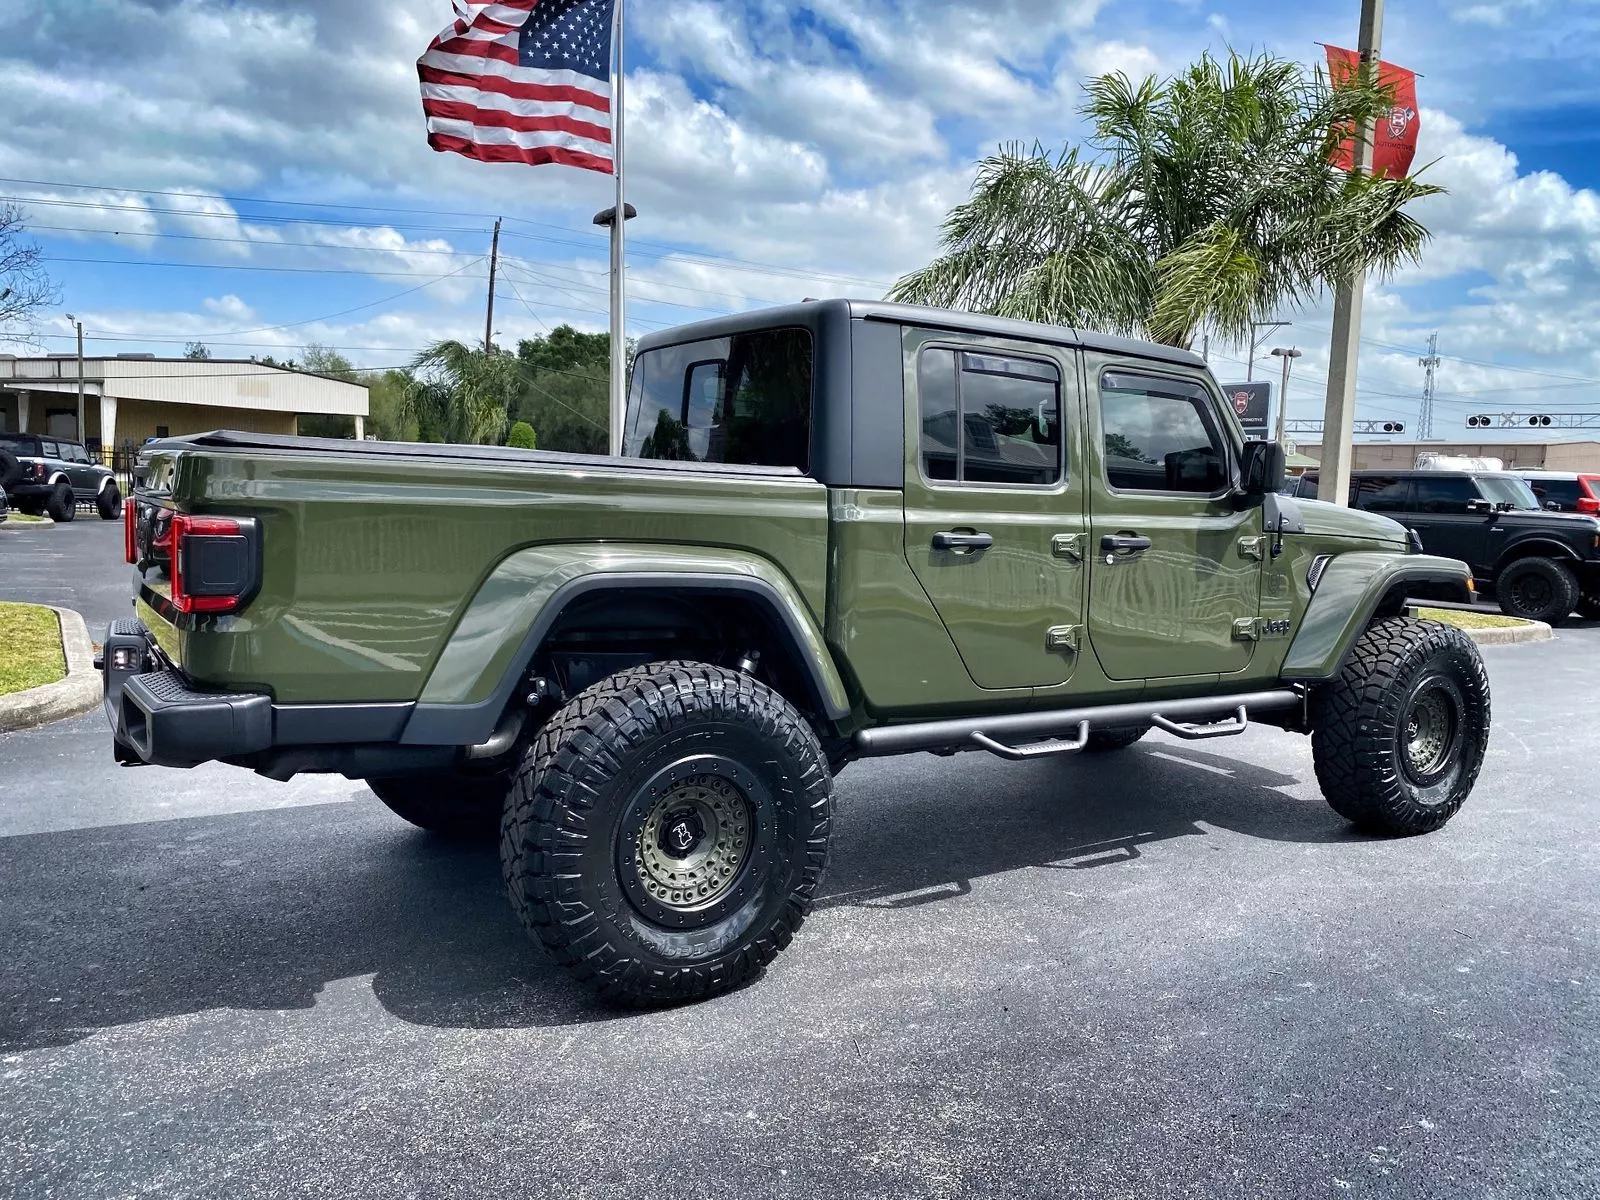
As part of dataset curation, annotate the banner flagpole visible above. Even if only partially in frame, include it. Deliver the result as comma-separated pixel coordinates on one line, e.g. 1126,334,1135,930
607,0,627,456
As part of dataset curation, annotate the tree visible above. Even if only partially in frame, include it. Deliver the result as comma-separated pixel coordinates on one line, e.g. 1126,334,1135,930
301,342,359,382
513,325,613,454
366,368,419,442
183,340,212,360
403,340,515,445
890,51,1442,348
0,204,58,337
506,420,537,449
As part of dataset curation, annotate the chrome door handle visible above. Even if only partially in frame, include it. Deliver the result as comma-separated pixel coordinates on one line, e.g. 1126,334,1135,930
932,531,994,551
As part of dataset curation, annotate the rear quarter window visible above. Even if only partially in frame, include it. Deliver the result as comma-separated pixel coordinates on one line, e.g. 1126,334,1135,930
624,327,812,470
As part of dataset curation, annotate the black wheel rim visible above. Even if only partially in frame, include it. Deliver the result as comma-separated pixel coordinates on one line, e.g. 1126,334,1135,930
1510,572,1553,614
614,752,772,930
1399,676,1464,788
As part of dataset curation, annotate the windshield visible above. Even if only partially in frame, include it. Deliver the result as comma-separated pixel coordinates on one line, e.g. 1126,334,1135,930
1476,475,1540,510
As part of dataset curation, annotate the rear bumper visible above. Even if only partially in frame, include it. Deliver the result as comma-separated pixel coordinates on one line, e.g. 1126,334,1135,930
101,619,451,777
102,620,271,768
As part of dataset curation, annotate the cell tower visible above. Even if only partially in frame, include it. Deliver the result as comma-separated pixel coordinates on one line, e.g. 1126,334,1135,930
1419,333,1440,440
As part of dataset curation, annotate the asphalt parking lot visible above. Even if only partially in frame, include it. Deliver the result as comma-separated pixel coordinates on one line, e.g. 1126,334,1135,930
1,520,1596,1199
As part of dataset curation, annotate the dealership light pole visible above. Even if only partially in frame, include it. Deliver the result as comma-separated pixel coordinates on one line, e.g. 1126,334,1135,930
1271,347,1303,445
65,312,84,442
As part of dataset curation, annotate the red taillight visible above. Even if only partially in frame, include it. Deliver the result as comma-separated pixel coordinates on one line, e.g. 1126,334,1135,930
124,500,137,564
169,514,254,615
1579,497,1599,517
29,461,46,482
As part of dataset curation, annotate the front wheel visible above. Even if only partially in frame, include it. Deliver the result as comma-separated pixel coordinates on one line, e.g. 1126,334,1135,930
1495,556,1577,625
501,661,832,1006
369,771,510,838
1311,617,1490,836
96,483,122,521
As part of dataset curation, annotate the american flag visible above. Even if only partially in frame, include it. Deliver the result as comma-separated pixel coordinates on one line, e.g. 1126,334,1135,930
418,0,616,174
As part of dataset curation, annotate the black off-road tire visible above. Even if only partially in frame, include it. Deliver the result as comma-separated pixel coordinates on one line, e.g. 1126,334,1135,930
501,660,832,1006
46,481,75,523
16,500,43,517
369,771,510,838
1311,616,1490,836
96,483,122,521
0,449,20,491
1083,725,1149,752
1495,556,1578,625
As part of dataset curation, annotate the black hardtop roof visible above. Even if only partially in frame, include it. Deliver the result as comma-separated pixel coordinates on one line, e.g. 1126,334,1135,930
633,299,1206,369
1315,468,1528,479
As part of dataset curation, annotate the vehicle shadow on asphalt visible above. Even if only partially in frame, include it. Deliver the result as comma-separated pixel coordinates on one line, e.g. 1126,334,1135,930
0,744,1358,1052
817,741,1362,910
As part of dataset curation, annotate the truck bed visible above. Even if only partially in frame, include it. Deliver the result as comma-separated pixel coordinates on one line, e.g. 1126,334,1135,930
134,431,830,705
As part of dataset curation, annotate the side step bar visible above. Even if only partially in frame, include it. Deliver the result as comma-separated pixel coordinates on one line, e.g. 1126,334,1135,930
853,689,1302,760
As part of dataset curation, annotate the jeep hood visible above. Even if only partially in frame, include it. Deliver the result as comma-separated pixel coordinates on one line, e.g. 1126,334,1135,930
1294,498,1408,547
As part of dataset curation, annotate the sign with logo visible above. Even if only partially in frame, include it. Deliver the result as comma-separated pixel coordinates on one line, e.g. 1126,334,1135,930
1221,381,1272,438
1325,46,1422,178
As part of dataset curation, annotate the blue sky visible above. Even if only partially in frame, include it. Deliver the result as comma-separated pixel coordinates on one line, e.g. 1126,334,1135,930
2,0,1598,437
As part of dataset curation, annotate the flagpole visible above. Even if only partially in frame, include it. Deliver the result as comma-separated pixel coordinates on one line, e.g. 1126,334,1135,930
607,0,627,456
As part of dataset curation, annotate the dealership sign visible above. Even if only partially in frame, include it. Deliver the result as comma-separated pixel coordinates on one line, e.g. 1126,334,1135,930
1222,381,1272,438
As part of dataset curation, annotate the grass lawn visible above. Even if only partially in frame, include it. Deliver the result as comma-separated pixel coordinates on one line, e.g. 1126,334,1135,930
6,513,51,524
1416,606,1530,631
0,603,66,696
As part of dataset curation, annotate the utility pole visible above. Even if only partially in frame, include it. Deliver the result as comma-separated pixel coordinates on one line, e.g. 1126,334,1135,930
65,312,85,441
484,216,501,353
1319,0,1385,505
1271,347,1303,445
1418,332,1440,440
1247,320,1289,381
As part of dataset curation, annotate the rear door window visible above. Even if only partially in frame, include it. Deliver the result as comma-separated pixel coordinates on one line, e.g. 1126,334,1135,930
1353,476,1412,512
917,348,1063,486
625,327,812,470
39,440,60,459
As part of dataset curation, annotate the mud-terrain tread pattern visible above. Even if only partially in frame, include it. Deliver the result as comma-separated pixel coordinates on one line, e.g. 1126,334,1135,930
1495,556,1578,625
46,481,75,523
369,773,509,838
1311,616,1490,836
501,660,831,1006
96,483,122,521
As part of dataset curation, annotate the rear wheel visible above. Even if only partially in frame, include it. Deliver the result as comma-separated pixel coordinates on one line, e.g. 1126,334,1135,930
96,483,122,521
1083,725,1149,752
1311,616,1490,836
501,660,832,1006
45,481,75,523
369,771,510,838
1495,556,1577,625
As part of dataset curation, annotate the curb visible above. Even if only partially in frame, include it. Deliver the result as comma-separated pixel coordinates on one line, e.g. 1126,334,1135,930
1465,620,1554,646
0,606,102,733
0,517,56,531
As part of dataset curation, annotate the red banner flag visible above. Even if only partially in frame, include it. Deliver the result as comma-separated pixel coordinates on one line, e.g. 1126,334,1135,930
1325,45,1420,178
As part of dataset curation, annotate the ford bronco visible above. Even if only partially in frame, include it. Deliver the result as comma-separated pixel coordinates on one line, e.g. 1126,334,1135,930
103,300,1491,1004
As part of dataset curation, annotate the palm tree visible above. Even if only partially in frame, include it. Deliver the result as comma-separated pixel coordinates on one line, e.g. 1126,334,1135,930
890,51,1442,348
403,340,516,445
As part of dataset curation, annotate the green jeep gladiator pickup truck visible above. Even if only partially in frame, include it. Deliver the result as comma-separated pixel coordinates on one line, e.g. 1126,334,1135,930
104,300,1490,1005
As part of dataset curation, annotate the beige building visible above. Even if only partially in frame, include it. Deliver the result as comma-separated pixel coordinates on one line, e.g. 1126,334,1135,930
1295,439,1600,473
0,354,368,461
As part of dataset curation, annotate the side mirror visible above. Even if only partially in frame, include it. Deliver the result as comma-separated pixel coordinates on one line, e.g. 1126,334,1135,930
1544,500,1562,511
1238,440,1286,497
1466,498,1493,515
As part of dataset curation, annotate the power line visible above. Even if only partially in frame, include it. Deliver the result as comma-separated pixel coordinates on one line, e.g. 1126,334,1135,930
30,224,484,259
42,255,475,279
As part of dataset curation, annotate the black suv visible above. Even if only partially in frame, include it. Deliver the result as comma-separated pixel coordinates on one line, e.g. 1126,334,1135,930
0,433,123,523
1289,469,1600,624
